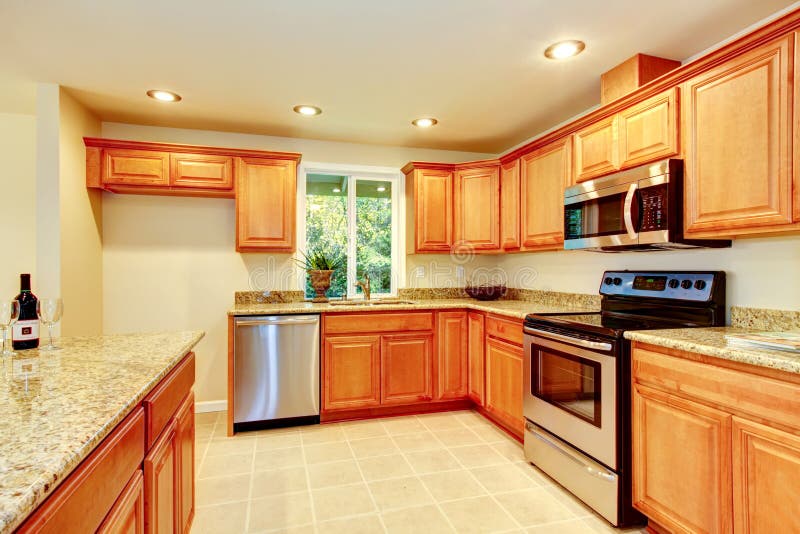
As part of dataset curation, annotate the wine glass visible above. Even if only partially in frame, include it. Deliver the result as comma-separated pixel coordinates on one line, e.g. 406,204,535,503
0,301,20,356
37,298,63,351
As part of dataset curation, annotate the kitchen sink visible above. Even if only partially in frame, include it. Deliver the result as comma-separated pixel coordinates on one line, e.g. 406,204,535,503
328,299,415,306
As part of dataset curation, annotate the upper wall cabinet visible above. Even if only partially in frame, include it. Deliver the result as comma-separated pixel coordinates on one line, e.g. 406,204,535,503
236,157,298,252
170,153,233,190
683,35,797,238
573,88,680,183
102,148,170,187
403,164,454,253
499,159,521,250
453,162,501,251
520,138,572,250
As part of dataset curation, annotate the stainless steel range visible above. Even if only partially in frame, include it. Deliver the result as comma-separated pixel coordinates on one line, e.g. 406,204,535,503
522,270,726,527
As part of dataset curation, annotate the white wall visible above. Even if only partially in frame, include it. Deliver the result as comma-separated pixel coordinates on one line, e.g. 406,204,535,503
0,112,36,300
100,122,494,405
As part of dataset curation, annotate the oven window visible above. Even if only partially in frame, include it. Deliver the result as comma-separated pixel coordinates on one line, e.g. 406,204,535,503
565,192,627,240
533,347,602,427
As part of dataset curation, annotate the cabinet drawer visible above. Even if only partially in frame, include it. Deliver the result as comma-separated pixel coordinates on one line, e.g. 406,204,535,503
18,408,146,534
485,315,523,346
170,153,233,189
323,312,434,335
632,345,800,431
143,353,195,449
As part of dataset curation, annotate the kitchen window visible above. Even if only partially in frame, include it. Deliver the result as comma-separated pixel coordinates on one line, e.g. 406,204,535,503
298,164,404,299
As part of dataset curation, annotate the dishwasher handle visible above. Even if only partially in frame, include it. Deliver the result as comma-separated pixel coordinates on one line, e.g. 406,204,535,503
236,316,319,327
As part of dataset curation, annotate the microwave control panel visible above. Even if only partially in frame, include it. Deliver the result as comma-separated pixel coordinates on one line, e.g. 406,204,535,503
639,184,668,232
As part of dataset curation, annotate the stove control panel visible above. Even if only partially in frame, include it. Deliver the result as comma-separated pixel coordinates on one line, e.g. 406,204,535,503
600,271,720,302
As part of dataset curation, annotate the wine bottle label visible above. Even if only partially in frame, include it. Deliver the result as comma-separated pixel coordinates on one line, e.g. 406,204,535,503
12,320,40,341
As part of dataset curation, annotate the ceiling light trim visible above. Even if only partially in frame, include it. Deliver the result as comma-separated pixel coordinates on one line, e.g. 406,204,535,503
294,105,322,116
544,40,586,60
146,89,182,102
412,117,438,128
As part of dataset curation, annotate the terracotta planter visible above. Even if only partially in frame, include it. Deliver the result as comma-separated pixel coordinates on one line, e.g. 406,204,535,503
308,270,335,303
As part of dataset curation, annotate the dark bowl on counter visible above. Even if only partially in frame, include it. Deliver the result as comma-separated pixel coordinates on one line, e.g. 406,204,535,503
465,284,507,301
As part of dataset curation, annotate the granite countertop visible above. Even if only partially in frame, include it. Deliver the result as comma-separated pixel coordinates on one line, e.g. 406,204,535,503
625,327,800,375
229,297,599,320
0,331,204,534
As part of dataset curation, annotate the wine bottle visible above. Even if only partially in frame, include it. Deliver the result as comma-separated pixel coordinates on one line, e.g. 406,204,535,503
12,273,39,350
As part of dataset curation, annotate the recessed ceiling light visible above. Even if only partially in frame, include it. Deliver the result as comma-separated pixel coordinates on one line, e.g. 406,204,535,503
412,118,438,128
294,105,322,116
332,187,341,193
544,40,586,60
146,89,182,102
376,186,386,192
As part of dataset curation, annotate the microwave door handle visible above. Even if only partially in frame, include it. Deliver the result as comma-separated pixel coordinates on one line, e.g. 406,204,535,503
623,182,639,240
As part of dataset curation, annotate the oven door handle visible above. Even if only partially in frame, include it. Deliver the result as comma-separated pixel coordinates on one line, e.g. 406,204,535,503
623,182,639,240
523,327,613,352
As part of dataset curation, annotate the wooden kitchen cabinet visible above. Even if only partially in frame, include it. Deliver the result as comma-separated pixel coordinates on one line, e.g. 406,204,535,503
381,333,434,405
520,138,571,250
499,158,521,250
632,342,800,534
236,156,297,252
573,115,618,182
404,164,454,252
98,470,145,534
683,34,795,238
144,419,179,534
467,312,485,406
618,87,679,168
169,153,233,190
103,148,170,187
436,311,468,400
632,383,733,534
485,336,524,437
323,335,381,411
175,392,195,534
453,162,501,251
732,417,800,533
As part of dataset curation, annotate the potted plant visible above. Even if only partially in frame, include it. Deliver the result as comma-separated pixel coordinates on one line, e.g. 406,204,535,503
296,248,344,303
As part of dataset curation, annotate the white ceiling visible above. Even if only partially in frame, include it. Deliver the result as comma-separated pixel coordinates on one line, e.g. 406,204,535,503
0,0,796,152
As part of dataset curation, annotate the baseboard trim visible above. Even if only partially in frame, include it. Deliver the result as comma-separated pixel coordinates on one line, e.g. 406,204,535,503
195,400,227,413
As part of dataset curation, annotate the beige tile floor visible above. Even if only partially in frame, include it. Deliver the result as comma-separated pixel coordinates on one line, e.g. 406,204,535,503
192,410,648,534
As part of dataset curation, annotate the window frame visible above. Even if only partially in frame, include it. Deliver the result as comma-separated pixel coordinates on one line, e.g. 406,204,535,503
297,162,405,299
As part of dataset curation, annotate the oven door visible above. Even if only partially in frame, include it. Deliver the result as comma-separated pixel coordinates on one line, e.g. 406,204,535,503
523,330,617,469
564,181,639,250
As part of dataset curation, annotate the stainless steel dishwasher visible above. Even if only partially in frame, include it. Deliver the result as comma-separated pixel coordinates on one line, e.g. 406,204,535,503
233,315,320,431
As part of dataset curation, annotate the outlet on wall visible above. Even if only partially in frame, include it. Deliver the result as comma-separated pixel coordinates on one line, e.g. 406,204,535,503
413,266,425,277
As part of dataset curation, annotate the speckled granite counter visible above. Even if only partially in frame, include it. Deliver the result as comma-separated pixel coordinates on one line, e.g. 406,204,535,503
625,327,800,375
0,331,204,534
229,297,599,320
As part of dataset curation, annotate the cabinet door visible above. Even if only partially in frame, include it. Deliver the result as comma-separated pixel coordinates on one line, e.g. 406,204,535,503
381,333,433,405
632,384,732,534
683,35,793,237
573,115,618,182
169,153,233,190
103,149,170,186
323,335,381,411
485,337,524,436
236,157,297,252
618,87,679,168
98,470,145,534
467,312,485,406
453,164,500,250
410,169,453,252
175,393,195,534
436,311,468,400
733,417,800,534
520,138,571,250
144,420,179,534
500,159,521,250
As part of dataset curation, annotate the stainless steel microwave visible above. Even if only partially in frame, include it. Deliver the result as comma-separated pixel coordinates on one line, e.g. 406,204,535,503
563,159,730,252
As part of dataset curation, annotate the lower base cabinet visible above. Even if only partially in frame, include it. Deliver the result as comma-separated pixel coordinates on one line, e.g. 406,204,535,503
381,333,433,404
467,312,485,405
632,343,800,534
145,421,179,534
99,470,145,534
485,336,524,437
323,335,381,411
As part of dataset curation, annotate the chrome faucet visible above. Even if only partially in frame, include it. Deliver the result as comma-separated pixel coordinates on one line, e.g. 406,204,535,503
355,273,371,300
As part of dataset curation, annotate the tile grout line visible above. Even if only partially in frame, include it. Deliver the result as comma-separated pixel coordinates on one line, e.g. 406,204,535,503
342,425,389,534
243,424,257,533
298,428,320,533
